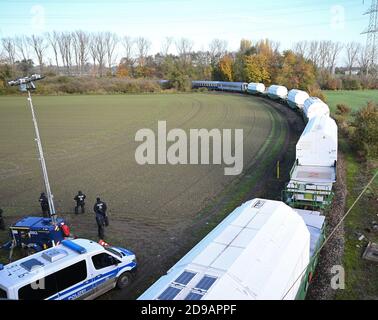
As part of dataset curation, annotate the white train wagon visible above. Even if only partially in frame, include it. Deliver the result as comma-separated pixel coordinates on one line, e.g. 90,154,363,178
267,85,288,100
287,89,310,110
303,97,330,120
138,198,325,301
247,82,266,95
283,115,338,209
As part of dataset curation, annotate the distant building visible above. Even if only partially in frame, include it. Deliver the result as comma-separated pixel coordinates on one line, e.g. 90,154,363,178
344,68,360,76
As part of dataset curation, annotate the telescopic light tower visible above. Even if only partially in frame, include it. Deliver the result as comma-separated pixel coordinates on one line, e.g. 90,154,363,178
8,75,57,224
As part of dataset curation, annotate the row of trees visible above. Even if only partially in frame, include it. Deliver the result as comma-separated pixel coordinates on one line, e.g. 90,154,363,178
209,39,319,92
292,40,374,75
1,31,377,92
0,32,227,78
1,31,158,77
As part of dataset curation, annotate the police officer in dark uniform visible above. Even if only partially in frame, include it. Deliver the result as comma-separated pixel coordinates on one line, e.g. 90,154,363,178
0,208,5,231
39,192,50,217
93,197,108,239
74,190,86,214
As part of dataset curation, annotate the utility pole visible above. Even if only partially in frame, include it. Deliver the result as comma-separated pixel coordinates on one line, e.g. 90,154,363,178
361,0,378,75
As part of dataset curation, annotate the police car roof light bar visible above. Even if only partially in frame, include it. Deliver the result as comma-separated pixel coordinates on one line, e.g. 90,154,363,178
8,75,57,224
62,240,87,254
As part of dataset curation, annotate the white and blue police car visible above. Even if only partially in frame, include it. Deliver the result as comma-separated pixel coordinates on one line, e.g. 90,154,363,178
0,239,137,300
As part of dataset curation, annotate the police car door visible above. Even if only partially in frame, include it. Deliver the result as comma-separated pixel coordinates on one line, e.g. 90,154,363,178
54,260,95,300
90,252,120,296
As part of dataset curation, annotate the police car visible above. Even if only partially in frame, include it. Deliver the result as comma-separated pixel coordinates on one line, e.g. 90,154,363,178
0,239,137,300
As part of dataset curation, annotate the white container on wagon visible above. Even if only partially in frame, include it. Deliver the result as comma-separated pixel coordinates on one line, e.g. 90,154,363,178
303,97,330,120
287,89,310,109
247,83,266,94
138,198,320,301
267,85,288,100
296,115,338,167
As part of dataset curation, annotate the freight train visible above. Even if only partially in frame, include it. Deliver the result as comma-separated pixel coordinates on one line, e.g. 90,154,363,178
139,80,338,300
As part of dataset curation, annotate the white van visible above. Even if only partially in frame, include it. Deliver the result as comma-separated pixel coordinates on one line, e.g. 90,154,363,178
0,239,137,300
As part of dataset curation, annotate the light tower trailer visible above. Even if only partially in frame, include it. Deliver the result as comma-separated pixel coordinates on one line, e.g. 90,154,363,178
3,75,70,259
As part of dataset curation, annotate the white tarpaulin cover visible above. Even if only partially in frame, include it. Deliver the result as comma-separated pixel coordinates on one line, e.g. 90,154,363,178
138,199,311,301
303,97,330,120
247,83,266,94
267,85,288,100
297,115,338,167
287,89,310,109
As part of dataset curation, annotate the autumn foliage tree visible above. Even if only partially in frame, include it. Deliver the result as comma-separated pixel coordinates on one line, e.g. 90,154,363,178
116,62,129,78
218,55,233,81
243,54,270,83
276,50,316,90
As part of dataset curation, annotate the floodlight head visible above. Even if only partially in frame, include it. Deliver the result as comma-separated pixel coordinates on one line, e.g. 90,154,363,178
7,74,45,92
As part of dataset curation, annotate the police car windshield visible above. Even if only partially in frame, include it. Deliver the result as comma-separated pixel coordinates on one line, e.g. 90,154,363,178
105,247,123,258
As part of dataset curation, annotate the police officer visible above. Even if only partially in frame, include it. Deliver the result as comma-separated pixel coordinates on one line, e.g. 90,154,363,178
0,208,5,231
39,192,50,217
93,197,108,239
74,190,86,214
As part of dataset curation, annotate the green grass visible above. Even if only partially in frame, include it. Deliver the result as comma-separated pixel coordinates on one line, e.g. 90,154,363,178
324,90,378,113
336,147,378,300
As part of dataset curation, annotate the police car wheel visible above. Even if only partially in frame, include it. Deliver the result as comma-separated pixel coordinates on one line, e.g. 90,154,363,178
116,272,132,289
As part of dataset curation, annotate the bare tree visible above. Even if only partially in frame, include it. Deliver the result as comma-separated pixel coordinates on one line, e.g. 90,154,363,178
29,35,48,72
1,37,16,65
93,32,107,77
358,45,370,75
104,32,118,71
136,37,151,66
327,42,343,74
345,42,361,74
121,36,135,65
175,38,193,65
293,41,309,58
318,41,332,70
89,34,98,76
58,32,73,73
209,39,227,64
15,36,31,61
308,41,320,67
160,36,173,56
46,31,60,69
72,30,89,75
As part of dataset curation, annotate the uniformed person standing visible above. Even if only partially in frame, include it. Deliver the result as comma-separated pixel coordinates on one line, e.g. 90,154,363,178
93,197,108,239
74,190,86,214
0,208,5,231
39,192,50,217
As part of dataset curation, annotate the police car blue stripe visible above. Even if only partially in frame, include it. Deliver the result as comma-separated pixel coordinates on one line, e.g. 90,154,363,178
47,262,136,300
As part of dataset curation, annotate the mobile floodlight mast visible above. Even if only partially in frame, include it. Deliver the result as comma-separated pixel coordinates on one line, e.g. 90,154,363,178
8,75,57,224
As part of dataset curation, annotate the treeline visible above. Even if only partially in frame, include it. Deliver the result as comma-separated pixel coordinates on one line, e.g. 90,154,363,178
1,31,377,94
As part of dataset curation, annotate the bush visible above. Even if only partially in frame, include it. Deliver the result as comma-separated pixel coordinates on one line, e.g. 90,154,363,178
18,76,163,95
324,77,343,90
342,77,362,90
335,104,351,115
307,84,327,102
351,101,378,159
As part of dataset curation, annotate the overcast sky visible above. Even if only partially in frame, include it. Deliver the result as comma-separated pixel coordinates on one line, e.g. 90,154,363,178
0,0,370,54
